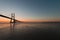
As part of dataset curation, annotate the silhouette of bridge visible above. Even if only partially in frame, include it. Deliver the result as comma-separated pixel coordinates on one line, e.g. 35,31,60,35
0,14,21,23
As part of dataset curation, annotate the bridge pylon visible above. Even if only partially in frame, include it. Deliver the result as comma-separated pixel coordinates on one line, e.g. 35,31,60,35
10,13,15,23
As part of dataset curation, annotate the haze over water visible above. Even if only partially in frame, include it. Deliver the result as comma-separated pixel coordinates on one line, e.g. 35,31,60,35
0,22,60,40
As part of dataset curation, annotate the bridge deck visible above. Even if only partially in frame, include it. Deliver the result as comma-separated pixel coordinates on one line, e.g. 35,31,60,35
0,14,21,23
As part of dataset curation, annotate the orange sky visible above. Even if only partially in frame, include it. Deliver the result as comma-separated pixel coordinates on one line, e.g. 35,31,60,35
20,19,60,22
0,17,10,22
0,17,60,23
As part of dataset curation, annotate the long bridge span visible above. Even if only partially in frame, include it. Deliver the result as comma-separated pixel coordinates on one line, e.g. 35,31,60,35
0,14,22,23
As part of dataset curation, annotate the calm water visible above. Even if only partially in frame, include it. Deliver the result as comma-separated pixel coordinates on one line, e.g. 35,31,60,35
0,22,60,40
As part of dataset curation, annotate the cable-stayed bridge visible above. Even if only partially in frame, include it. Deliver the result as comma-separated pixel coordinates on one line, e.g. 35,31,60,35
0,14,22,23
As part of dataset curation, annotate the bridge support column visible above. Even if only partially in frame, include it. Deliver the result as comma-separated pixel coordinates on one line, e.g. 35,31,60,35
10,13,15,23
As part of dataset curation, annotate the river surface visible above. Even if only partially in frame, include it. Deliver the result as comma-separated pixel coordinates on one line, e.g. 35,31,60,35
0,22,60,40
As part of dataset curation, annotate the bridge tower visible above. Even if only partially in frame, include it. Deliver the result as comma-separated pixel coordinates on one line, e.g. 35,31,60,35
10,13,15,23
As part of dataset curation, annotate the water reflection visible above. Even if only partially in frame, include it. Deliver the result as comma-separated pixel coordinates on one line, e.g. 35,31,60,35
0,23,60,40
10,23,15,33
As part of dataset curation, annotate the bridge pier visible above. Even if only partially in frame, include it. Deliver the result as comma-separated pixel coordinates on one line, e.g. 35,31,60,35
10,13,15,23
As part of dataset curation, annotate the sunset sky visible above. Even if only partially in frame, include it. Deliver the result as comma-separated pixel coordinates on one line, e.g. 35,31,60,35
0,0,60,22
